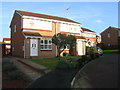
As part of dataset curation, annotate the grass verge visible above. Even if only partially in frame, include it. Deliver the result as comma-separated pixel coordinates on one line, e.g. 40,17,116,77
29,56,80,69
103,49,119,55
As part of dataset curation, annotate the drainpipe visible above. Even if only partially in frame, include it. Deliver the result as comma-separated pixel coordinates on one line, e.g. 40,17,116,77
24,39,26,58
55,22,58,56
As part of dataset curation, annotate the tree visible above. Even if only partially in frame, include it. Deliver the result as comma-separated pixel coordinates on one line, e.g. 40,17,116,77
52,33,76,57
52,33,68,57
67,35,76,56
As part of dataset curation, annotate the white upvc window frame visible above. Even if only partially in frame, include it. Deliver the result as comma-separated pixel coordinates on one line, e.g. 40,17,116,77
61,44,70,50
40,39,52,50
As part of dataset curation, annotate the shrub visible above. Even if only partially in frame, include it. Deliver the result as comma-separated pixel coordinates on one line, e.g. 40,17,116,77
3,61,17,73
2,60,27,80
90,53,96,59
95,53,100,58
56,60,69,69
56,59,78,69
7,70,24,80
86,47,97,59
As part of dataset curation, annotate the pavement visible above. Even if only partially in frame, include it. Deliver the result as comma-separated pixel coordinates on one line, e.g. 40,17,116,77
73,53,119,88
3,56,51,81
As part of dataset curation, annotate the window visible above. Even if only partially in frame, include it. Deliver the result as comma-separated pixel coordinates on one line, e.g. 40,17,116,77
14,25,16,32
108,44,110,46
66,45,70,49
61,44,70,50
40,39,52,50
119,31,120,37
108,33,110,38
12,47,14,51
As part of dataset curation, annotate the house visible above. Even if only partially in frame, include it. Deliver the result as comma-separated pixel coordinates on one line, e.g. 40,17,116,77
0,42,3,58
100,26,120,50
3,38,11,55
10,10,87,58
81,27,97,47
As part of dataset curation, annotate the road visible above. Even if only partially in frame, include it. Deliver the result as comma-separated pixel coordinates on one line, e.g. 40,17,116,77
73,53,119,88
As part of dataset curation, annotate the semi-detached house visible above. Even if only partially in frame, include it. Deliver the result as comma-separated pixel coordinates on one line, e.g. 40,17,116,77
10,10,95,58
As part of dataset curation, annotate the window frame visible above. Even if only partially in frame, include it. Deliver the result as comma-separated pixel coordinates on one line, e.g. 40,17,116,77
108,33,110,38
40,39,52,50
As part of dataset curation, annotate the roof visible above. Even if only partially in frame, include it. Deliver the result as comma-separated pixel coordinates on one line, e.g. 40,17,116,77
81,27,96,33
3,38,11,41
16,10,81,24
100,26,120,34
109,26,120,30
75,36,86,39
23,31,42,37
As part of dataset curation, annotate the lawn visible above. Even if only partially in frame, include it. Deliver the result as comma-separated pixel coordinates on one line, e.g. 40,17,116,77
29,56,80,69
103,49,119,55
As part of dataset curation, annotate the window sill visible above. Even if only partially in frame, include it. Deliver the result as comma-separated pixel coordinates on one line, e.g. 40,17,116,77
40,50,52,51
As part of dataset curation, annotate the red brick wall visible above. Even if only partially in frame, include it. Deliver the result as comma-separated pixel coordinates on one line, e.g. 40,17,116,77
101,28,118,49
10,12,25,58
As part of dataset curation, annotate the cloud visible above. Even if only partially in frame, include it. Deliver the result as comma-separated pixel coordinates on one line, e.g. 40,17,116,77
96,20,102,23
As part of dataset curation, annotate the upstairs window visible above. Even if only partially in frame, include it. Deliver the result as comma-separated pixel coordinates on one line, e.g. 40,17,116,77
108,33,110,38
119,31,120,37
14,25,16,32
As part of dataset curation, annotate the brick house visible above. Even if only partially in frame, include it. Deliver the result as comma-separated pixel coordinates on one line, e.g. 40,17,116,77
10,10,87,58
81,27,97,47
100,26,120,50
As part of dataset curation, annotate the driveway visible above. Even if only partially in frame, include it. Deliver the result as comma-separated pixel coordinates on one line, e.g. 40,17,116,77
73,53,119,88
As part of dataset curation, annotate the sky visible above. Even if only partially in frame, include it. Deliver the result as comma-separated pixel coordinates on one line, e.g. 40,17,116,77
0,1,119,42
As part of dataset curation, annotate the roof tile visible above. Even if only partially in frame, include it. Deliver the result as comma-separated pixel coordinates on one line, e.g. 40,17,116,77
16,10,81,24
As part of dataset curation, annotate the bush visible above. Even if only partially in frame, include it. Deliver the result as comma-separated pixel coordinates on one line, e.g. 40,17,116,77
7,70,24,80
56,60,69,69
90,53,96,59
95,53,100,58
3,61,17,73
2,60,27,80
77,55,91,68
56,59,78,69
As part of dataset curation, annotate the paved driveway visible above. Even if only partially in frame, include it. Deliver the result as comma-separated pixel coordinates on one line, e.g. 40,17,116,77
73,53,119,88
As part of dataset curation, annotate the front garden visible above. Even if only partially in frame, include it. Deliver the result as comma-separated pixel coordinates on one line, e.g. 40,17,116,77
30,47,101,70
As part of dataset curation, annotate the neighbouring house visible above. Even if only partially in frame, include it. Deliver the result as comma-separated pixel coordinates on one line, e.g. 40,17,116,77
3,38,11,55
0,42,3,58
81,27,97,47
10,10,87,58
100,26,120,50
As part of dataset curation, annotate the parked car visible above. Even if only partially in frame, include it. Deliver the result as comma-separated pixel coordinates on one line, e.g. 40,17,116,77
93,46,103,56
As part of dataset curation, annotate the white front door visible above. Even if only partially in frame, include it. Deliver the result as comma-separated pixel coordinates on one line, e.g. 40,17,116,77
30,39,38,56
77,40,83,55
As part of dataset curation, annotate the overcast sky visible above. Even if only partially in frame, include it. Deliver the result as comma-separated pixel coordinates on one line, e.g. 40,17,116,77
0,1,119,41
